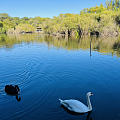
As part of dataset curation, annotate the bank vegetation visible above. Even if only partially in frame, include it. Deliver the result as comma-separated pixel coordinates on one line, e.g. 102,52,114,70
0,0,120,37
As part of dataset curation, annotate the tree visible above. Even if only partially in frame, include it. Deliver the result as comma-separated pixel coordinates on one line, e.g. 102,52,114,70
15,24,35,33
0,13,9,21
0,23,3,28
106,0,120,10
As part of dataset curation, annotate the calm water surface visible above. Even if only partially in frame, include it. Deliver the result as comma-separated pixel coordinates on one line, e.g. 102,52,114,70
0,34,120,120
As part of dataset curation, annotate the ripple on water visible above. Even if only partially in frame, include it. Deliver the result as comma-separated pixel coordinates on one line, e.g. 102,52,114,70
0,39,120,120
0,54,60,119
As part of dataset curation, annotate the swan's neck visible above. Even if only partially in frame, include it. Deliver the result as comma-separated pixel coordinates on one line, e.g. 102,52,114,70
86,95,92,111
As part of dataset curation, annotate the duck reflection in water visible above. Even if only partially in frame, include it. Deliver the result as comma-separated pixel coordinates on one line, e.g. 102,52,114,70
5,85,21,102
61,105,93,120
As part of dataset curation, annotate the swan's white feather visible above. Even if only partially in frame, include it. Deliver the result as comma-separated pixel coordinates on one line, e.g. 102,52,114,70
60,99,89,113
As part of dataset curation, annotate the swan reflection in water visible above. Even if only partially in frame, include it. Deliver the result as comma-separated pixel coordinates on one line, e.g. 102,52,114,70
61,105,93,120
5,85,21,102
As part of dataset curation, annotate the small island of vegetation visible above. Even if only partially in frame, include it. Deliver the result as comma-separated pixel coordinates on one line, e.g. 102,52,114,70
0,0,120,37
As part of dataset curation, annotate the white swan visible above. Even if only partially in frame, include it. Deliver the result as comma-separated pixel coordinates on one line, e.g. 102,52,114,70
59,92,93,113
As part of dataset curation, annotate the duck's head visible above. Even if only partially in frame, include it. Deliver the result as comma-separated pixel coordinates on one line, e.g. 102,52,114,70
87,92,93,96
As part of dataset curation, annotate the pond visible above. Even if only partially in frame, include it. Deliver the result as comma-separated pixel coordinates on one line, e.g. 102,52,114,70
0,34,120,120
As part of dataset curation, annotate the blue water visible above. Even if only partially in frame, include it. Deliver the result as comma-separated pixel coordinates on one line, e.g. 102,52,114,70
0,35,120,120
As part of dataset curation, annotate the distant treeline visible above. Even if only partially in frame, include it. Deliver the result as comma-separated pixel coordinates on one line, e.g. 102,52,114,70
0,0,120,37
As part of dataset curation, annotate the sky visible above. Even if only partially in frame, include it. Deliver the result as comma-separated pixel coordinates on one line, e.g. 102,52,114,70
0,0,106,18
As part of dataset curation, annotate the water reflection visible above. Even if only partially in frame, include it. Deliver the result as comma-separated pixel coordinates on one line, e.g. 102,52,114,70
5,94,21,102
0,34,120,57
61,105,93,120
0,34,120,120
90,38,92,57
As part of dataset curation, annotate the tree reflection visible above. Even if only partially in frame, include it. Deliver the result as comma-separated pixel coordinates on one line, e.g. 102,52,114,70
0,34,120,57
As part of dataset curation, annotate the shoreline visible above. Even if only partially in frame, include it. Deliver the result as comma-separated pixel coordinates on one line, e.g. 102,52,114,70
1,31,119,38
